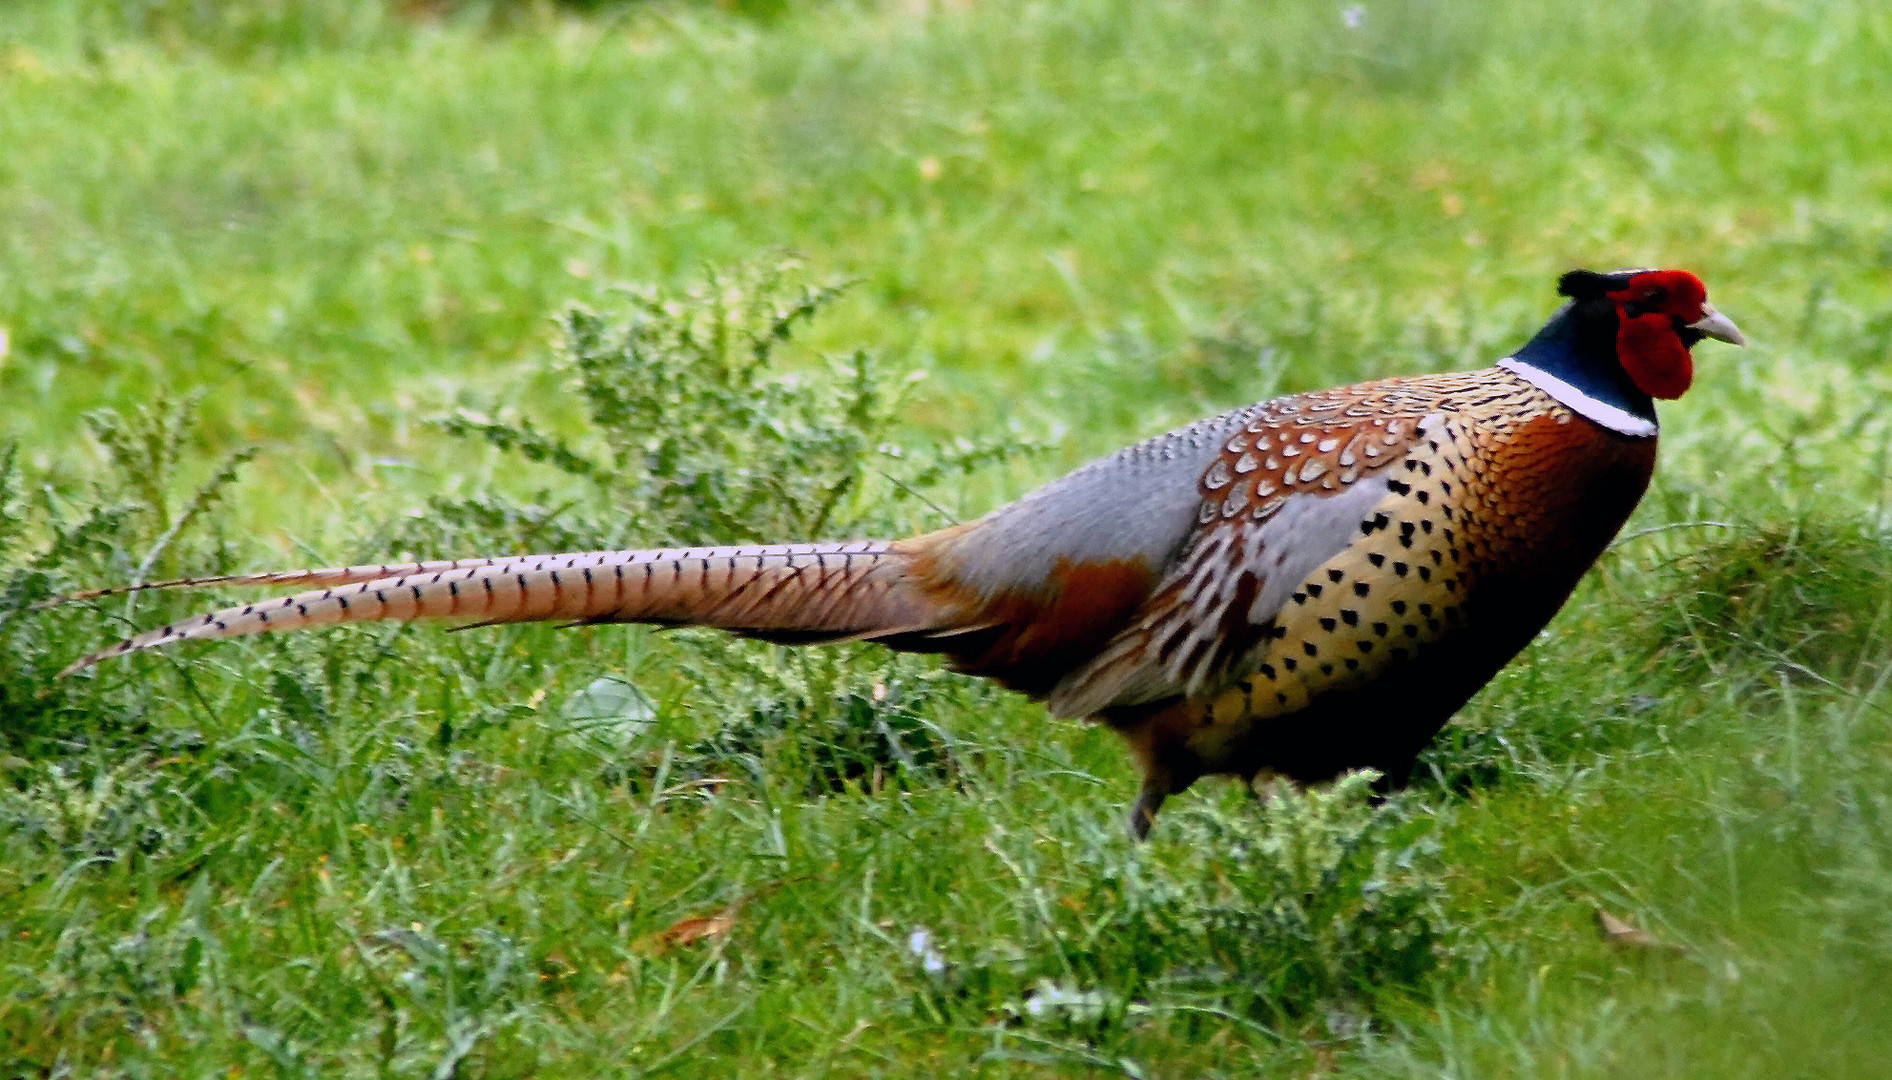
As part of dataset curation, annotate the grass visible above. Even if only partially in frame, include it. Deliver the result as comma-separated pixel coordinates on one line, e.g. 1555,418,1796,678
2,0,1891,1074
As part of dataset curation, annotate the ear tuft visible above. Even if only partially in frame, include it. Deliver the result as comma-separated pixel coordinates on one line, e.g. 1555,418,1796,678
1557,270,1615,300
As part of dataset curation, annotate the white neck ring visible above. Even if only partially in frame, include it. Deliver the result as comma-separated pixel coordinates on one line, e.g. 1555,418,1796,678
1497,358,1658,438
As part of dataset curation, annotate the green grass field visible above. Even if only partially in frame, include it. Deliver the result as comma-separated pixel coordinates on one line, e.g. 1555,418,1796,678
3,0,1891,1074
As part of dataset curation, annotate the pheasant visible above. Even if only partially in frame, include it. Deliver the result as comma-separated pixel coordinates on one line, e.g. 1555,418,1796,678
61,268,1743,837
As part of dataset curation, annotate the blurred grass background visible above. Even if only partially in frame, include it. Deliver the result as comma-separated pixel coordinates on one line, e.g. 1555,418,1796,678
2,0,1890,1075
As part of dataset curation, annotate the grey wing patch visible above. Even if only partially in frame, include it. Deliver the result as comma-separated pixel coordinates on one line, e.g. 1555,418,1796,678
1044,476,1397,718
1240,476,1400,627
924,403,1267,602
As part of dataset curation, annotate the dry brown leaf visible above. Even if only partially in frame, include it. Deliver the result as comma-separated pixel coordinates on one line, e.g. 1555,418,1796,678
651,912,736,953
639,876,815,955
1594,908,1681,951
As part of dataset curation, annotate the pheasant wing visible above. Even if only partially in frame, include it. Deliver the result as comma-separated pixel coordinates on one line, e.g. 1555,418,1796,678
1044,387,1445,718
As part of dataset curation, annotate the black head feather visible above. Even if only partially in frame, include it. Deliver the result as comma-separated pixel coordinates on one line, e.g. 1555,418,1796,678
1557,268,1653,301
1557,270,1614,300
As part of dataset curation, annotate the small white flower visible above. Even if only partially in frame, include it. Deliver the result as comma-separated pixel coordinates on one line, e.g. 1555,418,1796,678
907,928,946,974
1342,4,1367,28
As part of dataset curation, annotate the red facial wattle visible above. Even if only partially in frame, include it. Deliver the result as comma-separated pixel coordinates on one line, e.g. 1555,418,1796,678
1607,269,1710,400
1614,311,1694,398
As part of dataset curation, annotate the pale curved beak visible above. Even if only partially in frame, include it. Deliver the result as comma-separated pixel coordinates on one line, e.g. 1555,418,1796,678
1688,303,1746,346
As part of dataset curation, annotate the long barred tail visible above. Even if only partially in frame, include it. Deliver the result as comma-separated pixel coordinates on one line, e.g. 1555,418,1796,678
59,541,950,677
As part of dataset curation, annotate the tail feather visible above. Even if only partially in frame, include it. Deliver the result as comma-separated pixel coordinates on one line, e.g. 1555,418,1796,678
60,541,951,677
57,558,529,602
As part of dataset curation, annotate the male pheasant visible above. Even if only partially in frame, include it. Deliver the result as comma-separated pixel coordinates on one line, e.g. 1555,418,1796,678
62,268,1743,837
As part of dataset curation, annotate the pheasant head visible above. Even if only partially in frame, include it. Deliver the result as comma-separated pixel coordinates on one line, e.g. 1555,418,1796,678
1499,267,1745,436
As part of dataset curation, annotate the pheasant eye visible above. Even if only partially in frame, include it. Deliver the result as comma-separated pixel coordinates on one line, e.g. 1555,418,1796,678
1642,287,1665,302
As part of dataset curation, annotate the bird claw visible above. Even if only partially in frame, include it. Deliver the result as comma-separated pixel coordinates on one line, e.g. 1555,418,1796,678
1127,781,1168,842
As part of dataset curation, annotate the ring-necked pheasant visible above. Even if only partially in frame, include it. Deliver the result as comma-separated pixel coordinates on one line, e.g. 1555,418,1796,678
61,268,1743,837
